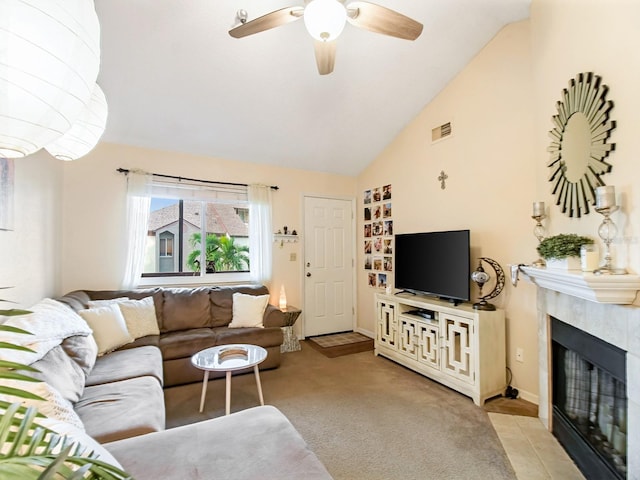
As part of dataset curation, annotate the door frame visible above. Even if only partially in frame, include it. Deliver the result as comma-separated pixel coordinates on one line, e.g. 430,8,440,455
300,193,357,339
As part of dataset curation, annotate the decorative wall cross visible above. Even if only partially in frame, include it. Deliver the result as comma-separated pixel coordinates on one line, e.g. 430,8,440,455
438,170,448,190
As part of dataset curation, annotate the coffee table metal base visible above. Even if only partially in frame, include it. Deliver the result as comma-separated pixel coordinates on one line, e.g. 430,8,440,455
198,365,265,415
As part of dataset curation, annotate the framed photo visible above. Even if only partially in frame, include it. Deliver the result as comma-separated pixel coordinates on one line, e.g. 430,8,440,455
384,257,393,272
364,255,372,270
383,184,392,200
373,221,383,236
0,158,14,231
364,189,372,205
384,220,393,236
373,257,383,271
383,202,392,218
377,273,387,288
373,237,382,253
373,205,382,220
383,239,393,255
364,240,372,254
368,273,377,287
364,223,372,238
364,207,371,221
373,187,382,203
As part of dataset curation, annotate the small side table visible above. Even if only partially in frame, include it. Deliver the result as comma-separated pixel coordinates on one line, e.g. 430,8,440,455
280,306,302,353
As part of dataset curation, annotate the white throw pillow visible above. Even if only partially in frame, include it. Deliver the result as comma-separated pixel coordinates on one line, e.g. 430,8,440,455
39,418,124,470
0,380,85,431
117,297,160,339
229,293,270,328
78,305,133,356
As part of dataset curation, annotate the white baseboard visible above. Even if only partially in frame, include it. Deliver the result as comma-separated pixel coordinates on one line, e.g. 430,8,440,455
356,327,374,339
515,388,539,406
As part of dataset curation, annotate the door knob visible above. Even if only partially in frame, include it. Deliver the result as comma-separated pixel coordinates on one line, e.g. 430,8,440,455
306,272,311,277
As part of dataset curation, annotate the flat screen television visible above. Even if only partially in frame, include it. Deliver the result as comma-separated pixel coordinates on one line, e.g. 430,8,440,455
394,229,470,304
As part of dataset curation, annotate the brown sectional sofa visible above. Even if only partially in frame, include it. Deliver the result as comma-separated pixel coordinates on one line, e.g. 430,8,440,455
42,284,333,478
57,284,286,387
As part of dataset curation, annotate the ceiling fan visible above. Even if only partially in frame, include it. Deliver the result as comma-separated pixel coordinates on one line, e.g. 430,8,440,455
228,0,423,75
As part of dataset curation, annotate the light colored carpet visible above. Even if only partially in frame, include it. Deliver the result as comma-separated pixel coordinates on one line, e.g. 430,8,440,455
164,343,516,480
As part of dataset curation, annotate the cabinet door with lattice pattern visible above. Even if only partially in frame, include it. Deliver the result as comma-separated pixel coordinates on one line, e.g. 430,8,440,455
416,321,439,369
376,301,397,348
441,313,474,384
398,316,419,359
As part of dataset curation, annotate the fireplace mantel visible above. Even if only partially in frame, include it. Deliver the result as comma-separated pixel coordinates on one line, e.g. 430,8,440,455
521,266,640,304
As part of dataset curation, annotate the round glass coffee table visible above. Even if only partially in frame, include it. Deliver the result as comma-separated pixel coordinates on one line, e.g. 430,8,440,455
191,344,267,415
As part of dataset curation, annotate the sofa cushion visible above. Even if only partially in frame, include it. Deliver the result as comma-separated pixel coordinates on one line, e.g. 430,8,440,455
30,345,86,403
84,289,164,331
229,293,269,328
76,376,165,443
213,326,283,348
86,346,163,387
162,288,211,332
209,284,270,327
159,328,217,361
104,406,333,480
78,304,133,355
60,334,98,378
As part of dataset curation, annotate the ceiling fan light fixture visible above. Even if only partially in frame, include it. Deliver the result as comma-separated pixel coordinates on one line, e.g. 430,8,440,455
304,0,347,41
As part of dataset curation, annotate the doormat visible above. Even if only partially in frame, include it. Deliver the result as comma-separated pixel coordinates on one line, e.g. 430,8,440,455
306,332,374,358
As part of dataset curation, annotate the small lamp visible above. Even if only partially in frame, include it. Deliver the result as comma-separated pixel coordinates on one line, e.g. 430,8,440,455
304,0,347,41
279,286,287,311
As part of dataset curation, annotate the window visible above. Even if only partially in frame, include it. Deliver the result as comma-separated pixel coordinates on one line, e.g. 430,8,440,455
141,180,250,280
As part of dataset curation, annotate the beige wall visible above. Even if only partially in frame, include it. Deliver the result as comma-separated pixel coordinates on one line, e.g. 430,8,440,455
356,21,541,401
0,152,63,308
60,142,356,335
531,0,640,277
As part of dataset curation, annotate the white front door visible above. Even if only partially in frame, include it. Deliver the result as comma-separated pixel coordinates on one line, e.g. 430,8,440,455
303,196,355,337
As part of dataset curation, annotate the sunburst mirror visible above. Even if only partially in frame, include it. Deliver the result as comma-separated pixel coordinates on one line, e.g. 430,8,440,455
547,72,616,217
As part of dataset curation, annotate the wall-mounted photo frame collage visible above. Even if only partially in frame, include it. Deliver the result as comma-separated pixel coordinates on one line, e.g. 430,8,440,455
364,184,392,289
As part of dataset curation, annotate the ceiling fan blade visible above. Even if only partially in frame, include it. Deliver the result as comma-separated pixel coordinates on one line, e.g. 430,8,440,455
314,40,337,75
346,2,423,41
229,7,304,38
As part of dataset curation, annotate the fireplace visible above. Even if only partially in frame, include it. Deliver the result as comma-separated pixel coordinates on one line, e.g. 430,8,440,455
519,267,640,479
551,317,627,479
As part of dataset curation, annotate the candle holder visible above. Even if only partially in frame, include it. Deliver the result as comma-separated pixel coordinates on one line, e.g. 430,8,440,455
531,213,546,267
593,206,626,275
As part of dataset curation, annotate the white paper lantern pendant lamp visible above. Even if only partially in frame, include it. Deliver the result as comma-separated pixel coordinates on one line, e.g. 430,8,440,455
0,0,101,158
46,83,108,161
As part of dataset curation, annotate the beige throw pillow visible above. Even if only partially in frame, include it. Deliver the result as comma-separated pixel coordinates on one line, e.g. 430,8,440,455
117,297,160,339
87,297,129,308
229,293,270,328
78,304,133,356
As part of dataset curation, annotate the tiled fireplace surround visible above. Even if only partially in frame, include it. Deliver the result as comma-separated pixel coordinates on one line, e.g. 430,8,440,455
529,278,640,478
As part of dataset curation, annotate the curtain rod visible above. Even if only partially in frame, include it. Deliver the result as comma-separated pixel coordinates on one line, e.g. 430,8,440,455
116,168,279,190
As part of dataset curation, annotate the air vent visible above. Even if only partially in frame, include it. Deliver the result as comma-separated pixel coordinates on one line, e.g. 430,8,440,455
431,122,452,143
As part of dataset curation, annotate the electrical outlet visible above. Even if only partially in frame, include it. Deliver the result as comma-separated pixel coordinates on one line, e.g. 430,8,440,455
516,347,524,363
289,252,297,261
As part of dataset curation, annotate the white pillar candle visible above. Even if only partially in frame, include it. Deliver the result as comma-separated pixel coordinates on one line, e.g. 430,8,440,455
595,185,616,209
533,201,545,217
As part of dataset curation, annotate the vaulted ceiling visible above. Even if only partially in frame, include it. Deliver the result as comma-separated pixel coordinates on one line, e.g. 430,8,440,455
96,0,530,176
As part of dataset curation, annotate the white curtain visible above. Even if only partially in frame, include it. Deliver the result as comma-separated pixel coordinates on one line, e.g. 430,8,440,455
122,172,152,289
249,184,273,286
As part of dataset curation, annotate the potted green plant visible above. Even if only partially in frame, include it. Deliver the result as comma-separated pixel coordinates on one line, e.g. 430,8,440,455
536,234,594,270
0,292,131,479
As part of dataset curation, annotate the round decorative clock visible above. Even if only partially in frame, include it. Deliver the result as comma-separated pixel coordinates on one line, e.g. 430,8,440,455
547,72,616,218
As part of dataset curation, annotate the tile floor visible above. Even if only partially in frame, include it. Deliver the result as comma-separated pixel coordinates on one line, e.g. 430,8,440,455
489,413,586,480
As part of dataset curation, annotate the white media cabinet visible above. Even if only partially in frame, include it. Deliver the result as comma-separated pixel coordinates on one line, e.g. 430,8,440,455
374,292,506,406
